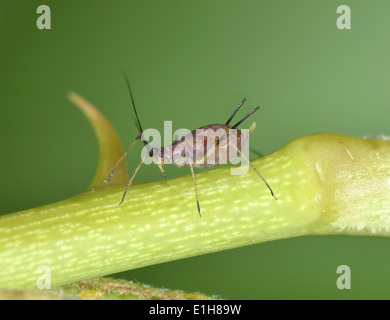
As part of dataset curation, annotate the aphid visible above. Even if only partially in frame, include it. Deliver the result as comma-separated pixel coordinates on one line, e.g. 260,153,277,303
105,73,277,216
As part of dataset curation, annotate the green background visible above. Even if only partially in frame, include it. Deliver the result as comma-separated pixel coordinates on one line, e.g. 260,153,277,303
1,0,390,299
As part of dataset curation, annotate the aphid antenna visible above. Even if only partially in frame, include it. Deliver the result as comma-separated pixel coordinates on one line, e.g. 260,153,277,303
104,72,154,184
122,70,153,153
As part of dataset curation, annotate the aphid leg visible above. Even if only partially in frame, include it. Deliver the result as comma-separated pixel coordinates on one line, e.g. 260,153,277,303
226,137,277,200
156,163,167,179
189,163,201,217
105,137,138,183
119,152,149,205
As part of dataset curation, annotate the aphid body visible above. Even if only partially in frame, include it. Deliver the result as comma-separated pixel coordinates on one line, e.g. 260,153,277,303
150,124,248,167
106,74,277,216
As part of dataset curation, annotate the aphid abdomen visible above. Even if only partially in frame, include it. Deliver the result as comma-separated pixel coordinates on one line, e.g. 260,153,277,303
169,124,248,168
208,127,249,167
194,125,230,167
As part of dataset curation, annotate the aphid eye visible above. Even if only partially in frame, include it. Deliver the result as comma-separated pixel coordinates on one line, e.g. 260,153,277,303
149,150,154,157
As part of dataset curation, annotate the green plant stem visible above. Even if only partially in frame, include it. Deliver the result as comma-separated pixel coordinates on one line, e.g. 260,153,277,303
0,277,217,300
1,133,390,289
